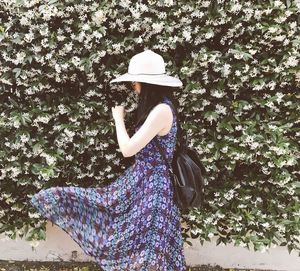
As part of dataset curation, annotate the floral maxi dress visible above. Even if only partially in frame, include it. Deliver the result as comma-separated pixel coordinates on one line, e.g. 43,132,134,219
30,96,187,270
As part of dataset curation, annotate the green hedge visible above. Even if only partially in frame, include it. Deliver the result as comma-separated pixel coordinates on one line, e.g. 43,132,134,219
0,0,299,256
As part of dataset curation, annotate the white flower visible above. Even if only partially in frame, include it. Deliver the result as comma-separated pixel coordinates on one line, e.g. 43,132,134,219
268,124,278,131
46,155,56,165
71,56,81,67
206,112,219,123
54,64,61,73
273,35,285,42
231,3,242,13
236,225,242,232
222,63,231,77
64,128,75,138
256,197,263,202
245,135,255,143
192,10,204,18
274,0,283,7
66,154,73,161
189,215,196,221
28,211,41,218
20,16,30,26
275,92,284,103
208,232,214,238
191,88,206,95
82,23,90,31
217,212,225,218
235,70,242,76
261,166,271,175
215,104,227,115
39,4,58,21
239,241,247,247
15,51,26,64
120,0,131,9
24,32,34,43
164,0,174,6
249,49,257,55
286,56,299,67
286,157,296,166
64,42,73,52
20,134,29,143
40,152,57,165
10,166,21,178
202,1,210,7
0,210,5,218
269,26,278,33
262,222,270,229
250,142,260,150
224,190,234,200
35,115,50,124
129,21,140,32
191,228,202,235
30,240,40,248
129,7,141,19
270,146,287,155
182,29,192,41
235,125,243,131
92,9,107,25
205,31,214,39
207,142,215,149
112,43,122,54
152,22,164,33
290,21,297,29
268,81,276,90
210,89,225,98
259,244,268,253
220,146,228,153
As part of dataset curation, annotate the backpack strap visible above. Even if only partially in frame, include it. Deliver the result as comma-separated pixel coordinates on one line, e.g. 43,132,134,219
153,137,171,168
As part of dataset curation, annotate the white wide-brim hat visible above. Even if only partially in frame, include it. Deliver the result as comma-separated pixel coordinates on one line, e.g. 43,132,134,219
110,49,183,87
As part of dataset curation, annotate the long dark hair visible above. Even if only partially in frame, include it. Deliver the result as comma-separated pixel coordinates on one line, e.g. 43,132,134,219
129,82,181,130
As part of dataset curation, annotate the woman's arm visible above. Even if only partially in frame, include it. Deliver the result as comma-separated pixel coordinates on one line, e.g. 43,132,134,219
114,104,173,157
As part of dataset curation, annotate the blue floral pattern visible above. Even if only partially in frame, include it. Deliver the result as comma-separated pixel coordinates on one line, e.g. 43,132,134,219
30,96,187,270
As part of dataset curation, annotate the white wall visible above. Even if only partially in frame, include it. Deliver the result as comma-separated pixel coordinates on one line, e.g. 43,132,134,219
0,221,299,271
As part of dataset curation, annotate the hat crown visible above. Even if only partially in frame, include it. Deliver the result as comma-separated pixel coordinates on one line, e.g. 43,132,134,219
128,49,166,75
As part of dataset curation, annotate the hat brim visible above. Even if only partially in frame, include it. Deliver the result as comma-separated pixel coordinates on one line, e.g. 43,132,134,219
110,73,183,87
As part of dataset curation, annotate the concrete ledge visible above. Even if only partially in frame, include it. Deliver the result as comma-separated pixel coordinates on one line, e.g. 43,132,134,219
0,221,298,271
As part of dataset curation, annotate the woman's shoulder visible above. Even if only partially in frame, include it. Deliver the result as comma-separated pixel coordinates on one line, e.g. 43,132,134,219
147,103,173,126
153,102,173,115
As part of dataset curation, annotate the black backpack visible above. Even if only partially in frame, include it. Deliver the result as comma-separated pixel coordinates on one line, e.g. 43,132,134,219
153,103,206,213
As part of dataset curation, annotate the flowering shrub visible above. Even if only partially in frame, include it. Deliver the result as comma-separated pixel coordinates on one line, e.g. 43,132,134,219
0,0,299,256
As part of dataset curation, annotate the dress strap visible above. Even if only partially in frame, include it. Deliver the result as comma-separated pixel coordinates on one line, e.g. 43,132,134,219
162,97,185,145
162,97,176,116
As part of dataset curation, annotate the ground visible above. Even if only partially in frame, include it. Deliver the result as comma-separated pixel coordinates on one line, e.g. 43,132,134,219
0,260,276,271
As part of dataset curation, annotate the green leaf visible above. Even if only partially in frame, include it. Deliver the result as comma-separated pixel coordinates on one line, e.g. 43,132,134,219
38,228,46,240
12,67,21,78
48,0,59,4
25,55,33,64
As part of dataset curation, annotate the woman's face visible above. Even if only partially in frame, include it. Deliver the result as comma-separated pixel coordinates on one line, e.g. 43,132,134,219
131,81,141,95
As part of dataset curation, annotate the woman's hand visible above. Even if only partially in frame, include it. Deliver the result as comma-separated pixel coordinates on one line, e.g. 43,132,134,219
112,105,126,121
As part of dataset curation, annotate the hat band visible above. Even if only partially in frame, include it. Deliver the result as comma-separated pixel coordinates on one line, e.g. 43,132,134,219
128,72,166,75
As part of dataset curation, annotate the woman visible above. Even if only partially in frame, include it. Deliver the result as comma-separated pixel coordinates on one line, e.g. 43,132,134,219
30,49,187,270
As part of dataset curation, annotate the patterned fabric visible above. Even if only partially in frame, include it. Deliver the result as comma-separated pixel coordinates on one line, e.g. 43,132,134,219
30,96,187,271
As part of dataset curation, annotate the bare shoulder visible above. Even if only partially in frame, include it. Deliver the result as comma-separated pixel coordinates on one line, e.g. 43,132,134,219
151,103,173,117
145,103,173,134
146,104,173,128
